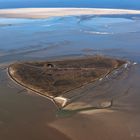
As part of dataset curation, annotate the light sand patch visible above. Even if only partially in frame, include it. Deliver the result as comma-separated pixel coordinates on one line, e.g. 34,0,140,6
0,8,140,19
79,109,114,115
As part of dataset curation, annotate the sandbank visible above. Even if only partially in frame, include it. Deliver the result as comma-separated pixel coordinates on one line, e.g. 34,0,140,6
0,8,140,19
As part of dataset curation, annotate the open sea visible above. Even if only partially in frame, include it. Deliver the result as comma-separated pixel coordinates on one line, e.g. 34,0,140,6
0,0,140,10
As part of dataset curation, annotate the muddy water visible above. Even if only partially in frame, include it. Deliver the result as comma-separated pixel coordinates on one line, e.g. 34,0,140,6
52,64,140,140
0,70,71,140
0,15,140,140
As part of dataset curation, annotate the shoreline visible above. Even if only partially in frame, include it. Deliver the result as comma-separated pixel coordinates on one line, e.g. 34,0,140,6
0,8,140,19
7,66,61,109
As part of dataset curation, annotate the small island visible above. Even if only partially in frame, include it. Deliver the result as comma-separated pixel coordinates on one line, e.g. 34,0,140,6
8,56,126,108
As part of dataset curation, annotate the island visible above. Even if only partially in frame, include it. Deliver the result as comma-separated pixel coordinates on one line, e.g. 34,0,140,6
8,56,126,108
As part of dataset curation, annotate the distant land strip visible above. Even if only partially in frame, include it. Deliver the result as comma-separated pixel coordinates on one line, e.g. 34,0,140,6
0,8,140,19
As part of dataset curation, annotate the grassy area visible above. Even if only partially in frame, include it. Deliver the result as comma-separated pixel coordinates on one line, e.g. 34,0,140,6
8,56,125,97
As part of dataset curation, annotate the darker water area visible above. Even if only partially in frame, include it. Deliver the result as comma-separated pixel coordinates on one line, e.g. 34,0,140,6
0,0,140,10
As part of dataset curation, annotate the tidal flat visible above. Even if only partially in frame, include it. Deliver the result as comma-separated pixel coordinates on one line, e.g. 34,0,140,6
0,9,140,140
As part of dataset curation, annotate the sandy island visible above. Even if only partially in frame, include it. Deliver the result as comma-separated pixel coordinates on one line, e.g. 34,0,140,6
0,8,140,19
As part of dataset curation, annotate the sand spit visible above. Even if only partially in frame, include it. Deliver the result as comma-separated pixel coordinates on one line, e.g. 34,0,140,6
0,8,140,19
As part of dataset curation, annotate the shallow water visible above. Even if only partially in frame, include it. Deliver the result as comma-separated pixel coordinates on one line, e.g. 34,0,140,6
0,15,140,140
0,15,140,62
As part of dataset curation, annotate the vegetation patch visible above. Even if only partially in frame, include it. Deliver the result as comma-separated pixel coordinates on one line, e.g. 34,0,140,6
8,56,126,98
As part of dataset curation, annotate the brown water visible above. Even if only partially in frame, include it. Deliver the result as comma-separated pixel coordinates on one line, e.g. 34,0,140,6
0,69,71,140
52,63,140,140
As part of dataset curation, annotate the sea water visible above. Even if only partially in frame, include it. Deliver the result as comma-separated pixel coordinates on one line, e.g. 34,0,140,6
0,0,140,10
0,15,140,62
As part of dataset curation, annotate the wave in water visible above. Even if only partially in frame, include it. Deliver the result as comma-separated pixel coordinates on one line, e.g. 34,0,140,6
80,30,113,35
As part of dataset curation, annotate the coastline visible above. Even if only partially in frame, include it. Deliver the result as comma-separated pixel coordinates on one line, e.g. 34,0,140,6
0,8,140,19
7,66,61,109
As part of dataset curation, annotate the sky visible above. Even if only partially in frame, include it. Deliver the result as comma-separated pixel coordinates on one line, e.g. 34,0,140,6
0,0,140,9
